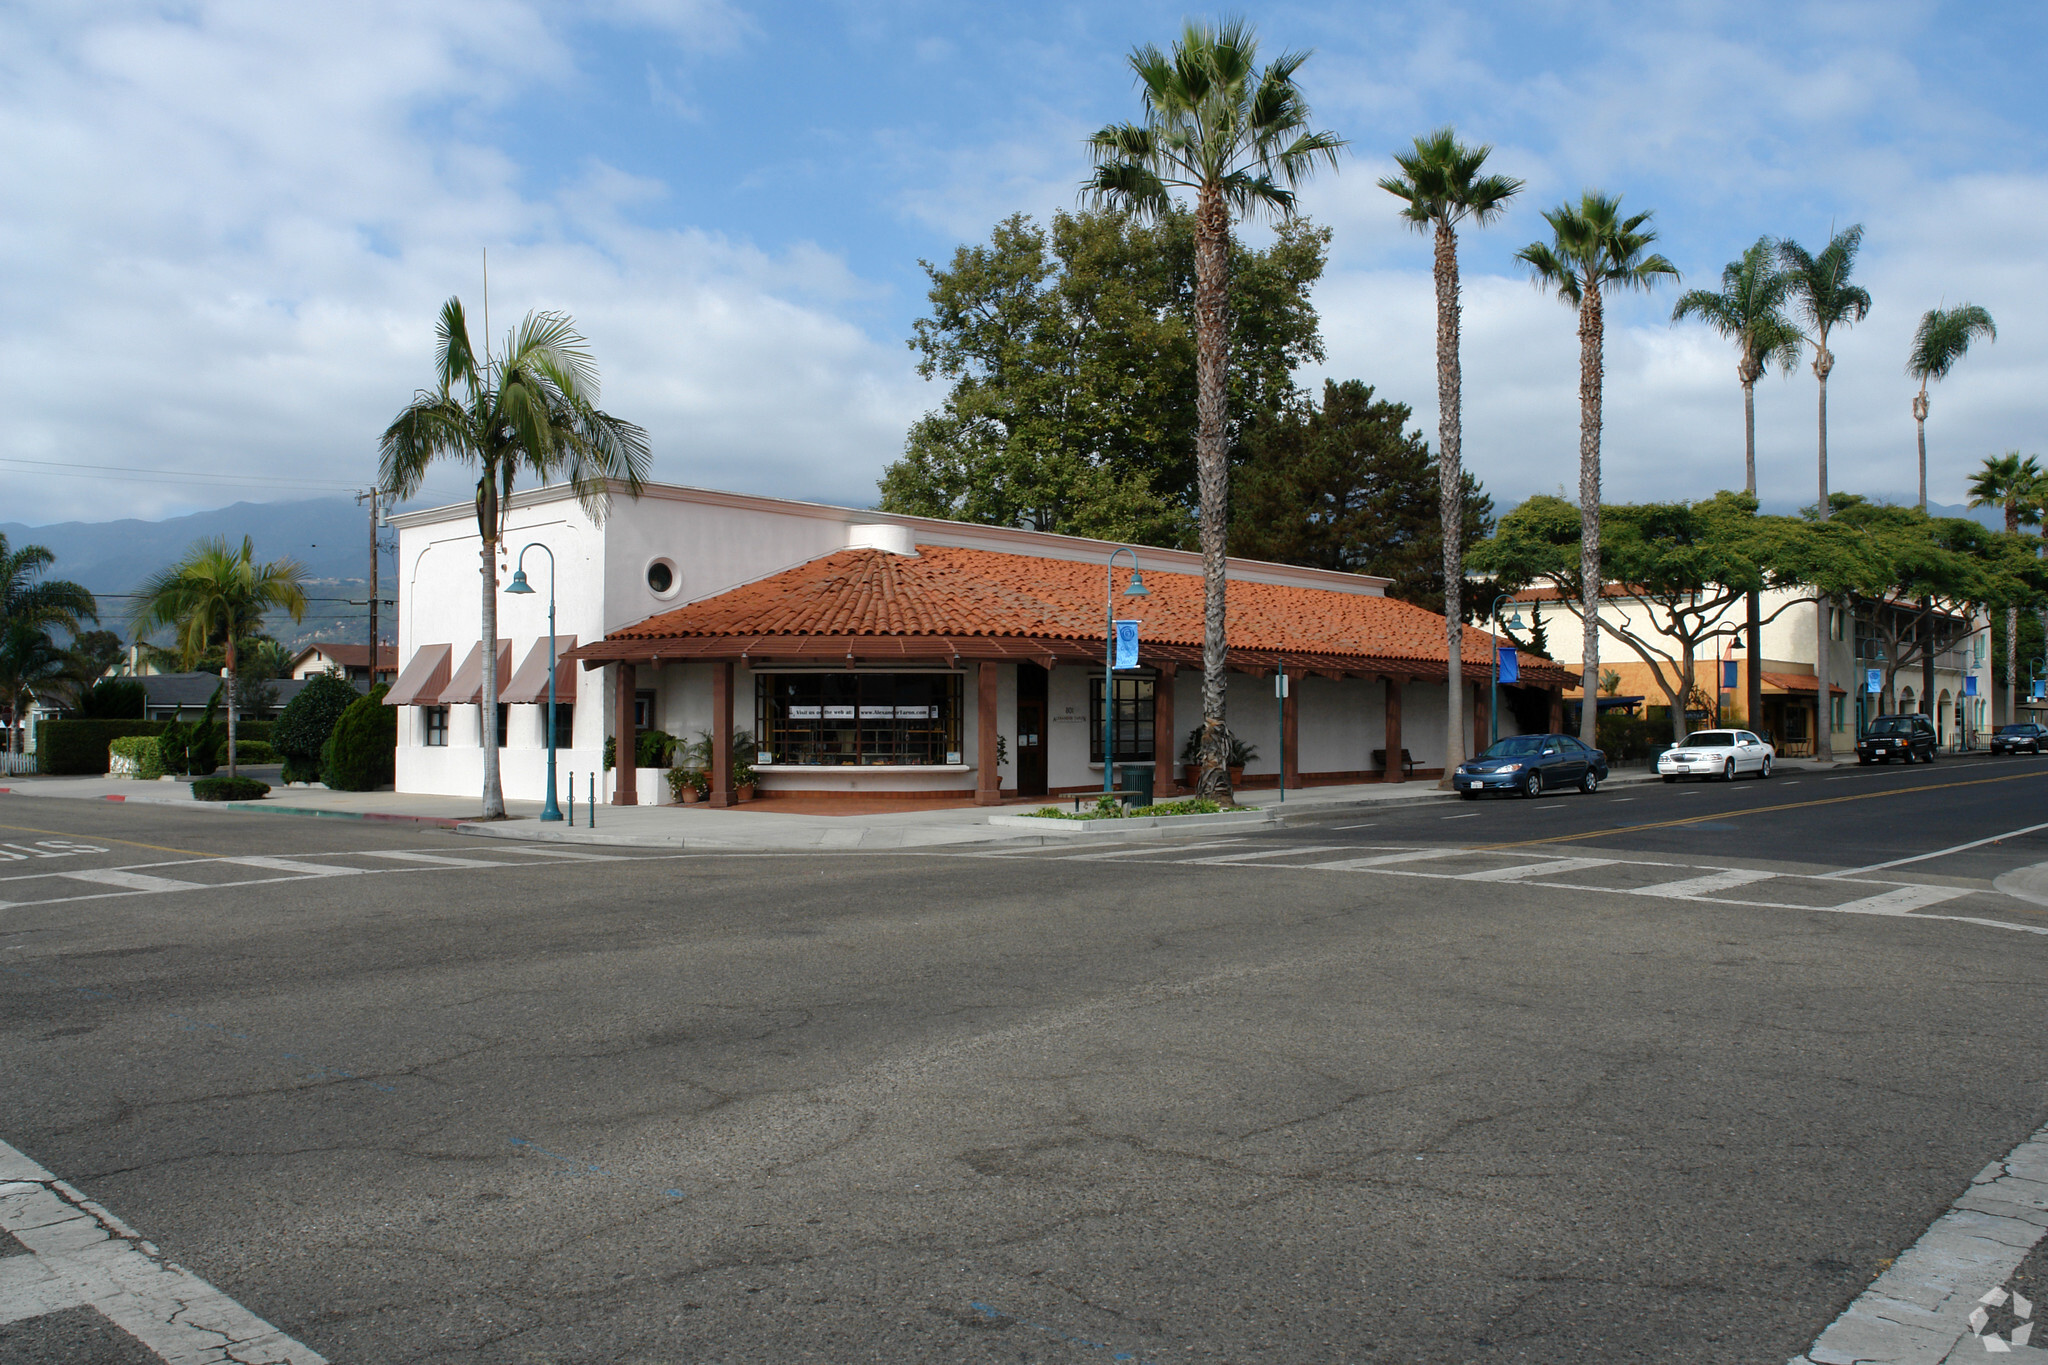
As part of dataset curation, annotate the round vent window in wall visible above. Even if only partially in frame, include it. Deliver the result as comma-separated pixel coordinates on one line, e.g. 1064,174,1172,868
646,558,679,598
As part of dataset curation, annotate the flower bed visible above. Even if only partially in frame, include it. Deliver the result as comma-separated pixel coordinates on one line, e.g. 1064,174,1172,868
1029,797,1231,821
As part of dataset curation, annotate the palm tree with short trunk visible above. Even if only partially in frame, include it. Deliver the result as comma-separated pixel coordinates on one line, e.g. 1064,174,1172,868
1967,452,2045,728
1516,193,1678,749
1671,237,1801,737
381,299,652,818
1380,127,1520,784
130,537,307,780
1085,18,1343,800
1908,304,1996,511
1779,226,1871,760
0,535,97,755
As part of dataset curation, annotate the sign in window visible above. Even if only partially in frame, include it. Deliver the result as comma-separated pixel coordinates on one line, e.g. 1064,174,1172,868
757,674,963,766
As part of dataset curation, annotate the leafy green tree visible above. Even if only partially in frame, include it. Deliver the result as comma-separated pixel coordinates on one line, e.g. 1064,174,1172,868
1967,452,2046,723
878,207,1328,543
273,670,362,785
381,299,652,818
1084,18,1344,798
1516,194,1680,746
1473,492,1798,742
1779,226,1872,758
0,624,64,756
129,537,307,780
1380,126,1521,785
321,684,396,792
1229,380,1492,605
1907,304,1996,511
0,535,96,755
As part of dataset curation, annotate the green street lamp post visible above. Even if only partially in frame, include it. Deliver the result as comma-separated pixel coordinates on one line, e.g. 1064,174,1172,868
505,543,562,823
1103,547,1150,800
1488,591,1526,748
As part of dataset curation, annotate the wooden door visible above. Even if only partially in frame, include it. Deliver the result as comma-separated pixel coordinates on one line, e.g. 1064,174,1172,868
1016,697,1047,796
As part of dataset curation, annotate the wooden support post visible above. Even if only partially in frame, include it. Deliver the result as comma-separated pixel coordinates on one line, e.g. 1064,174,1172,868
1281,668,1299,788
976,660,1000,806
1384,675,1404,784
612,662,638,806
710,660,734,807
1473,683,1490,754
1550,689,1565,735
1154,663,1177,796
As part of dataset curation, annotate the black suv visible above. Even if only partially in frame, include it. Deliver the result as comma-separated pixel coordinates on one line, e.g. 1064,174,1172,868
1856,714,1937,764
1991,723,2047,755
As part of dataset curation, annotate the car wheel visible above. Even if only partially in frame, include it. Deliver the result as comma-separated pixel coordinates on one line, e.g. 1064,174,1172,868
1523,770,1542,799
1580,769,1599,793
1723,758,1736,781
1757,756,1772,779
1924,747,1936,763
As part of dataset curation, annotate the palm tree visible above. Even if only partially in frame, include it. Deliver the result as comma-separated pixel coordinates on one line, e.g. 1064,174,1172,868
1380,128,1521,784
1516,193,1678,748
131,537,307,780
1671,237,1801,735
1967,452,2045,728
0,534,96,755
381,299,652,818
1779,226,1871,761
0,624,65,760
1085,19,1343,799
1908,305,1996,511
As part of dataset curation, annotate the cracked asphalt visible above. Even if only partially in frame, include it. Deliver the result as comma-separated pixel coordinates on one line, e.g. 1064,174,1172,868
2,760,2047,1363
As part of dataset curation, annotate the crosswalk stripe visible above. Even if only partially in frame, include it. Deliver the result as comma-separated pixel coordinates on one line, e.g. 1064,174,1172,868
357,850,514,869
1634,868,1776,898
57,869,205,893
225,856,365,877
1056,840,1247,861
1309,848,1466,870
493,846,627,861
1828,884,1973,916
1173,844,1349,865
1458,857,1616,882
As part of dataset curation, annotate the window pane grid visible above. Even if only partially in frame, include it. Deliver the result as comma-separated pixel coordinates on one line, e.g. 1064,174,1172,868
1089,676,1155,763
757,673,963,766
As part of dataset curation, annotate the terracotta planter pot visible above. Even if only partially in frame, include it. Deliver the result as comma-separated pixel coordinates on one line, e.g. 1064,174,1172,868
736,784,757,803
1228,765,1244,788
678,785,702,804
1183,764,1200,790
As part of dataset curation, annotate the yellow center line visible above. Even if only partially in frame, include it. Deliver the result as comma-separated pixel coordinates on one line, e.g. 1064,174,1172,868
0,822,223,859
1474,770,2048,852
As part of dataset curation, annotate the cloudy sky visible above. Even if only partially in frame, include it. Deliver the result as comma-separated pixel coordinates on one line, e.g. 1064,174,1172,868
3,0,2042,527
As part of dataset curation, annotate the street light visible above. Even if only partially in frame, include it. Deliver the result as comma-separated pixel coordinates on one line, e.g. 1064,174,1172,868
505,543,561,823
1103,546,1149,800
1488,591,1526,748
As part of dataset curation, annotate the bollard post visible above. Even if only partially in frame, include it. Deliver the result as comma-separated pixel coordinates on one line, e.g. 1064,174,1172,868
589,773,596,828
568,772,574,827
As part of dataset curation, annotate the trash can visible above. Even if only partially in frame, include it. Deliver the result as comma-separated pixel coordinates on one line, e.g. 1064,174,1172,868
1117,763,1154,807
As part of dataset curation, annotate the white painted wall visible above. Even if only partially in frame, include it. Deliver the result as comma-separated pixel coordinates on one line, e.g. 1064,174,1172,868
1296,676,1378,774
1400,682,1449,769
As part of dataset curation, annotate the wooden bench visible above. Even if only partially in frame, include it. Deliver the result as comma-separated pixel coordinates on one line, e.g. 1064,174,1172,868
1371,748,1418,778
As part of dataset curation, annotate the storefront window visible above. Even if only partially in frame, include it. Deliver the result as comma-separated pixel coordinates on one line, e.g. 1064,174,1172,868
757,673,963,766
1088,675,1155,763
423,706,448,747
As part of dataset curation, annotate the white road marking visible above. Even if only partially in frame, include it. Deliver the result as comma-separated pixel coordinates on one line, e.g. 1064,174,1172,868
494,845,628,861
357,850,513,868
1635,868,1777,899
1056,839,1247,861
1173,844,1348,865
1827,884,1974,916
1458,857,1616,882
1442,812,1482,820
1822,820,2048,878
1312,849,1467,870
224,856,365,877
57,869,206,893
1331,822,1378,830
0,1137,327,1362
1790,1117,2048,1365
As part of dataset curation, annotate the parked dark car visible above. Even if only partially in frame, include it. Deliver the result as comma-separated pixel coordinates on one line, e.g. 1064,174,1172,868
1990,723,2047,755
1856,713,1937,764
1454,733,1609,798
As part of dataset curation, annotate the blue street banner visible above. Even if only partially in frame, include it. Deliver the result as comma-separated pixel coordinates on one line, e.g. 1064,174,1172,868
2036,679,2046,701
1113,620,1140,670
1496,645,1519,684
1865,668,1883,694
1721,660,1738,690
1964,675,1978,698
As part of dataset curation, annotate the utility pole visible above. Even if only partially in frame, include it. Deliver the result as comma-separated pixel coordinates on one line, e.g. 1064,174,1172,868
355,487,379,688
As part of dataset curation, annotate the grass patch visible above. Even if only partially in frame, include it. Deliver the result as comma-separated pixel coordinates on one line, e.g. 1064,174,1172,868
1028,797,1233,820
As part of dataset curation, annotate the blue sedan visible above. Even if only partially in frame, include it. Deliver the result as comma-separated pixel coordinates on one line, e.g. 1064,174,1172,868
1453,734,1610,799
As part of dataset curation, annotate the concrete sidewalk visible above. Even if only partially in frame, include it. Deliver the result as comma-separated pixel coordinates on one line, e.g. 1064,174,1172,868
0,762,1734,851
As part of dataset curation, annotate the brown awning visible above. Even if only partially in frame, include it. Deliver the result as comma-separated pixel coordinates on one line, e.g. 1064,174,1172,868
382,644,452,706
436,639,513,705
500,636,578,704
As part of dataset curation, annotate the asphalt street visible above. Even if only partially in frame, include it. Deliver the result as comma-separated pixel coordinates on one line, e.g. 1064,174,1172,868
2,753,2046,1363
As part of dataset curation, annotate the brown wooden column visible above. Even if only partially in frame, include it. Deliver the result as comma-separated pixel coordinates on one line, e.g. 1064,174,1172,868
612,662,638,806
1153,663,1177,795
1281,668,1299,788
1383,675,1405,784
710,660,734,807
1473,682,1490,754
976,660,1000,806
1549,688,1566,734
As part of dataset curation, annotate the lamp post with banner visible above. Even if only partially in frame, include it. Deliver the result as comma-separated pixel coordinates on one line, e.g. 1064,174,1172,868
1103,547,1150,800
504,543,562,822
1487,591,1526,748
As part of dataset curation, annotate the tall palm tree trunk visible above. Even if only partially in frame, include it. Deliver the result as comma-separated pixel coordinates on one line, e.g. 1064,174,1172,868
1913,390,1934,727
1576,280,1604,750
1193,184,1231,800
1742,377,1763,737
224,639,238,781
1814,346,1834,761
1913,392,1929,512
480,543,505,817
1433,217,1466,780
2009,604,2019,727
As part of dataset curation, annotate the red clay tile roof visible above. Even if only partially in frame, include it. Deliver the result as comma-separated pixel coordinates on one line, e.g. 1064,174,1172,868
588,545,1568,685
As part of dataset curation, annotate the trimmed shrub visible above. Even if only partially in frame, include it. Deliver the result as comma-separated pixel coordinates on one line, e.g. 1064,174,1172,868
191,775,270,802
273,673,358,769
320,684,395,791
1596,714,1671,764
32,720,167,775
78,678,146,720
109,735,164,780
227,739,277,764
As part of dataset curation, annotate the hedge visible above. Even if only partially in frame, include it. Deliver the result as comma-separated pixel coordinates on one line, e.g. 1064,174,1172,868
192,776,270,802
109,735,164,780
34,720,168,775
273,674,356,764
321,684,395,791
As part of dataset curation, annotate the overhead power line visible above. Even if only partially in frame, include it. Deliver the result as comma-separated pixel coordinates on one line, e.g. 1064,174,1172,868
0,455,364,492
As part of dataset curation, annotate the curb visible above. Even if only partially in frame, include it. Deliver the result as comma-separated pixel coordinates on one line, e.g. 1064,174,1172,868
0,786,472,829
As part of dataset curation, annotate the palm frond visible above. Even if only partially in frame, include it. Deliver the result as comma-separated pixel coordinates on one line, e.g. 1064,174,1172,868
1907,303,1996,382
435,297,480,398
380,394,479,499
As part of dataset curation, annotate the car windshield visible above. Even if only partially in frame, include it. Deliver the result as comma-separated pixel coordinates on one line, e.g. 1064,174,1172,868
1866,717,1916,735
1997,725,2033,735
1679,732,1735,748
1480,736,1547,758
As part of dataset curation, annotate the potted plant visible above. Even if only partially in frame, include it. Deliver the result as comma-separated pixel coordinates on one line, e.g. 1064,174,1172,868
1179,726,1204,792
666,766,706,804
1179,726,1256,790
732,727,759,801
1226,734,1258,789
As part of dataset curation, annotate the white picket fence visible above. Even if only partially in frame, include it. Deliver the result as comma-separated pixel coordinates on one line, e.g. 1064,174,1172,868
0,751,36,776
